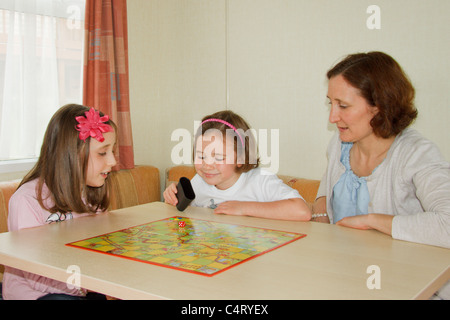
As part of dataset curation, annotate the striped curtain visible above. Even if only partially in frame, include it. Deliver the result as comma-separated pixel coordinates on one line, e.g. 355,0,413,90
83,0,134,170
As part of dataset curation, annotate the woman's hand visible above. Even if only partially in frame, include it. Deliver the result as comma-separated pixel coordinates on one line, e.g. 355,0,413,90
336,214,393,236
336,215,371,229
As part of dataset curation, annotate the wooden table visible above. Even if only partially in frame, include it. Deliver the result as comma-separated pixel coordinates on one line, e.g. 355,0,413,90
0,202,448,300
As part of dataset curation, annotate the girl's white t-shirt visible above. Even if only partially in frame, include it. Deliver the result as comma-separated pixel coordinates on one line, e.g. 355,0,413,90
191,168,303,209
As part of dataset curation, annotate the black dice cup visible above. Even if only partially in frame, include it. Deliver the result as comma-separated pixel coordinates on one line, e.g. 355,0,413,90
176,177,196,211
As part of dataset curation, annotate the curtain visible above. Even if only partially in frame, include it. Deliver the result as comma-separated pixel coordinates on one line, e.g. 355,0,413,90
83,0,134,170
0,0,85,161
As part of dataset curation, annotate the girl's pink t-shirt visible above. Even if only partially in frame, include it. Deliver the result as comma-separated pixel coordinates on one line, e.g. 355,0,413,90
3,179,95,300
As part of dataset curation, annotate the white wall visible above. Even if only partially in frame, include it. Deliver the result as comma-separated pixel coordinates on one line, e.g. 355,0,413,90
128,0,450,183
127,0,227,183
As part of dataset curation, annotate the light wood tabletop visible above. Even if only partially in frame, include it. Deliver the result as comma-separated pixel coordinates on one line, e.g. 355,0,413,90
0,202,448,300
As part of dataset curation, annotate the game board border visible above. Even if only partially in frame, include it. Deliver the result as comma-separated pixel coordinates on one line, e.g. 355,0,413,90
66,216,307,277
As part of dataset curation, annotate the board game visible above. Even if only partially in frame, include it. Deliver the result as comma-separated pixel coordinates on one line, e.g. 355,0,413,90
66,216,306,277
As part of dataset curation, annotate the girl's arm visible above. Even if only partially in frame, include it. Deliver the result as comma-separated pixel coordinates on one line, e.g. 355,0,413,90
213,198,311,221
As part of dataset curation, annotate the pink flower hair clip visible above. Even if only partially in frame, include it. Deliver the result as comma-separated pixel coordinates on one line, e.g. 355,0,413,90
75,108,113,142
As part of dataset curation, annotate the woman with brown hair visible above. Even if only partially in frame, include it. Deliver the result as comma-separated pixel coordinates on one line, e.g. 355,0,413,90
312,52,450,249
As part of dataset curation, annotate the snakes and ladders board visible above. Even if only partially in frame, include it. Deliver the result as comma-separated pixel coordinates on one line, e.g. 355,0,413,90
66,216,306,276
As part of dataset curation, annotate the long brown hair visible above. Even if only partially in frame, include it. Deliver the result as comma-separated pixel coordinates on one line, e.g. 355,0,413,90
19,104,116,214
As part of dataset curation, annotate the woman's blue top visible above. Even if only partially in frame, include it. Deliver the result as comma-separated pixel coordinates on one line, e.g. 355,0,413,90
331,143,371,223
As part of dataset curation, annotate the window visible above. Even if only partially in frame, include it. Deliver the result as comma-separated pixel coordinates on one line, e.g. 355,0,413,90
0,0,85,172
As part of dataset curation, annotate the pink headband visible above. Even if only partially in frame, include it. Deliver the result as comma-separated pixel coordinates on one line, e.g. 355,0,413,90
200,118,245,148
76,108,113,142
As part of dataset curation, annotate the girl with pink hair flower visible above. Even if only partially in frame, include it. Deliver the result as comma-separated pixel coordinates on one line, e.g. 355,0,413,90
3,104,117,300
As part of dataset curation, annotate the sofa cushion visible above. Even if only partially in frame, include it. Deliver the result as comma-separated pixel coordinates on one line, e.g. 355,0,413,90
109,165,160,210
278,175,320,204
0,180,21,234
166,165,196,188
0,180,20,281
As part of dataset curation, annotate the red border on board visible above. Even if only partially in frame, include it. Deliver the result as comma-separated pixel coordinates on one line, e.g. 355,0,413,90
66,216,307,277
